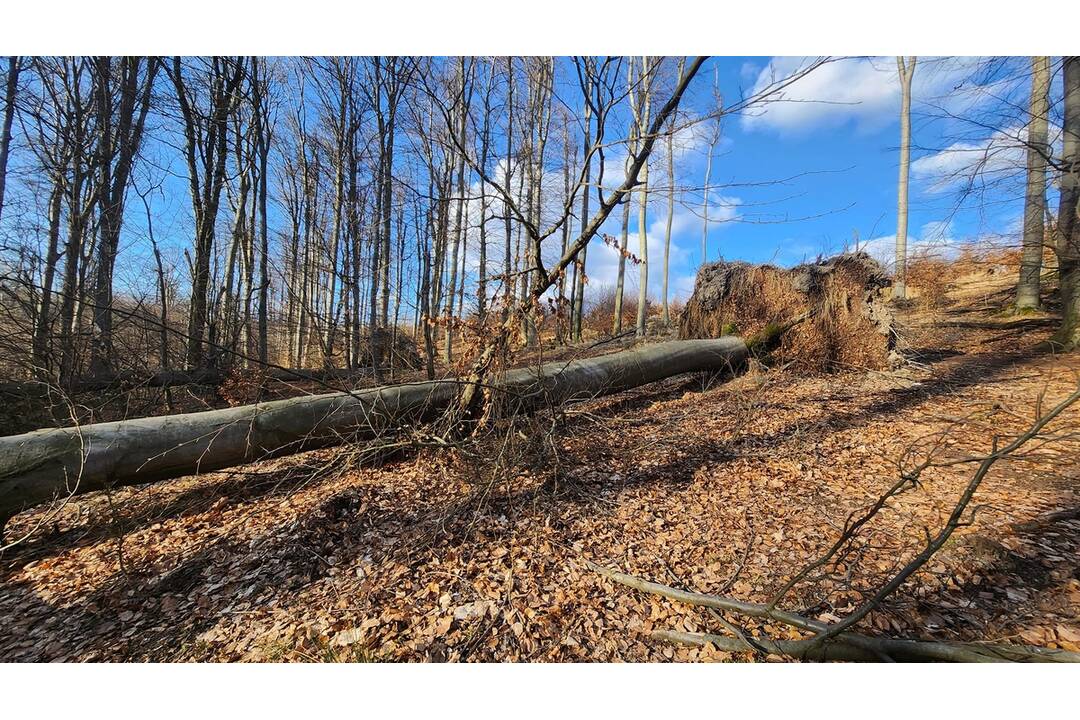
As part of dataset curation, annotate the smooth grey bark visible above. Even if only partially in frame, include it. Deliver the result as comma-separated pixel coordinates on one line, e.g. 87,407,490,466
523,57,553,348
142,192,172,389
54,58,98,385
662,116,675,325
558,119,572,341
1053,56,1080,350
0,337,748,524
612,193,631,335
444,58,471,363
1017,56,1051,311
701,65,720,262
634,57,653,337
570,60,594,343
894,57,916,300
661,58,684,327
613,60,639,335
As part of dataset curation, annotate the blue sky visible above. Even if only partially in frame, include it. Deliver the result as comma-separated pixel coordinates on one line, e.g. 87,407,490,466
579,55,1041,304
5,56,1042,315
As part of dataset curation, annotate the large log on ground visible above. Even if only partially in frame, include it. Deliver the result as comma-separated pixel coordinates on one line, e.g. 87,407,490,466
0,337,748,524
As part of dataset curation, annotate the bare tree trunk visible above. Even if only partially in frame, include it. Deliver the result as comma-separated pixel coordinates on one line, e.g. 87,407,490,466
252,57,271,366
558,118,572,342
0,56,18,223
660,58,684,328
571,65,593,343
170,56,246,369
139,190,174,407
90,57,158,376
1016,56,1051,312
614,59,639,336
523,58,553,348
58,160,90,384
477,60,495,324
502,58,516,329
32,181,63,380
613,194,631,335
1052,56,1080,350
379,109,396,328
635,57,654,338
661,129,674,322
701,66,720,263
446,58,476,361
444,141,464,362
894,56,916,301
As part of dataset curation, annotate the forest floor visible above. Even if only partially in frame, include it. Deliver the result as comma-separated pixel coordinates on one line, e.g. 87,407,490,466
2,267,1079,662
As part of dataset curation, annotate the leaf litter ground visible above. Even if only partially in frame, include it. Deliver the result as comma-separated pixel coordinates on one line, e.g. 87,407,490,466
2,275,1079,661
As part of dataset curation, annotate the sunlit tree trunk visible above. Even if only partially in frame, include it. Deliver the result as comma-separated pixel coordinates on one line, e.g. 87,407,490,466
613,191,631,335
893,56,916,301
1016,56,1051,312
635,56,654,338
571,62,594,343
614,59,639,335
444,60,469,363
477,60,495,324
661,59,683,327
1052,56,1080,350
701,65,720,263
502,58,516,329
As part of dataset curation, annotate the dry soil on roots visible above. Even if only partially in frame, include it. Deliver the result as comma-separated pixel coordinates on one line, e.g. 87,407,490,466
1,281,1079,662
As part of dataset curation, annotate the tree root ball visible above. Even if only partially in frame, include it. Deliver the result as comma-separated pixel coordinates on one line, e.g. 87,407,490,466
679,252,900,370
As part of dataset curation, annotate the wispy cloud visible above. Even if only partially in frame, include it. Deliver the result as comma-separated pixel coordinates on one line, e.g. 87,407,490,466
741,57,1005,136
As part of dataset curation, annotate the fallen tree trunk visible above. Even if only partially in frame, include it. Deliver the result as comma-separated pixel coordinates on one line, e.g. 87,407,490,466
0,337,748,526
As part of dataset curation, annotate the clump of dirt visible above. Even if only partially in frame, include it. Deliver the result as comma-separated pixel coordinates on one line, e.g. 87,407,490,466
679,252,898,370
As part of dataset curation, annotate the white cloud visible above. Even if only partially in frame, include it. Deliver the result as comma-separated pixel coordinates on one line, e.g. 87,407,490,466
912,123,1063,194
857,219,957,268
741,57,899,134
741,57,1003,136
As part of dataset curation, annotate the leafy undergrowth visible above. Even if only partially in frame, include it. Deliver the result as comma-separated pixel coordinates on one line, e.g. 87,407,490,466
1,277,1079,662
